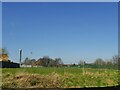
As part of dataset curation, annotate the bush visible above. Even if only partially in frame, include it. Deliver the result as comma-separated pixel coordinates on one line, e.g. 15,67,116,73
29,78,38,86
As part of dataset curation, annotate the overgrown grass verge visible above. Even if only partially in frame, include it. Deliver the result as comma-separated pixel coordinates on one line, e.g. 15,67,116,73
2,68,119,88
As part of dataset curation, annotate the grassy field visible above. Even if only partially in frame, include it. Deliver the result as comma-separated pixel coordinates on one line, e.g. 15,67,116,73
2,67,120,88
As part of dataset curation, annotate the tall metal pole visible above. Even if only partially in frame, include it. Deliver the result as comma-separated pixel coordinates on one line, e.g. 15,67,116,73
19,49,22,67
83,61,84,75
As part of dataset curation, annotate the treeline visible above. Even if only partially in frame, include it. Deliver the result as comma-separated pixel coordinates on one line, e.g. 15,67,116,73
78,55,120,69
23,55,120,69
1,48,119,69
23,56,64,67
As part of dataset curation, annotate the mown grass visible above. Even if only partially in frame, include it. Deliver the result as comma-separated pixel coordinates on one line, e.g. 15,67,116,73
1,67,120,88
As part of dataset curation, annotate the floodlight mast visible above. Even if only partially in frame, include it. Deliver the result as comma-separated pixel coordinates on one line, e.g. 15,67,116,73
19,49,22,67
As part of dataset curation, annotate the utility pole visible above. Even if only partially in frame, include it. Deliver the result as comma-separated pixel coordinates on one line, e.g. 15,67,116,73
83,61,85,75
19,49,22,67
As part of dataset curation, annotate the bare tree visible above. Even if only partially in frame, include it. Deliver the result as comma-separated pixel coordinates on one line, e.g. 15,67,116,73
54,58,63,66
24,57,31,65
78,60,85,65
112,55,118,65
0,48,8,55
94,58,105,65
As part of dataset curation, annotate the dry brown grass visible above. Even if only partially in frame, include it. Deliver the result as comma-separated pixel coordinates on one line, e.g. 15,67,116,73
2,72,64,88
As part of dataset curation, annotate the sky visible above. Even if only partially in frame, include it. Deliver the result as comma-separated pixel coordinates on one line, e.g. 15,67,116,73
1,0,119,2
0,2,2,48
2,2,118,64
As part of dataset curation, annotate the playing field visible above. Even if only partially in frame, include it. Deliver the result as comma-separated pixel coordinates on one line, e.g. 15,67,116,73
1,67,120,88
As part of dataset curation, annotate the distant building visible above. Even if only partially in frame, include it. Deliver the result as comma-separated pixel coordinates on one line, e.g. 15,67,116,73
21,64,43,68
0,54,20,68
63,64,71,67
21,64,32,67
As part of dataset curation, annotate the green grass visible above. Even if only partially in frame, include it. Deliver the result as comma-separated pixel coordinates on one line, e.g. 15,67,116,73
1,67,120,88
